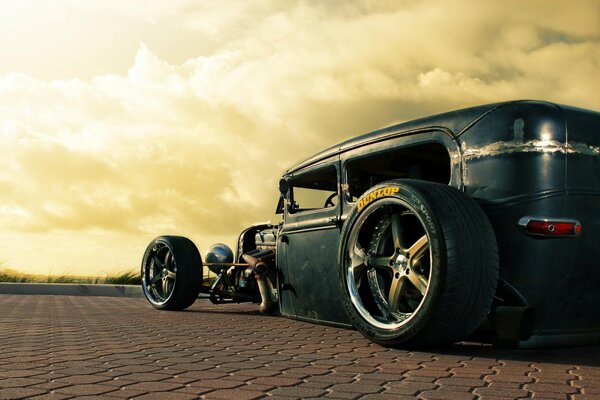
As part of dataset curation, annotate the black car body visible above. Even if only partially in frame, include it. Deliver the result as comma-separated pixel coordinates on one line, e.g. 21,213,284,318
142,100,600,348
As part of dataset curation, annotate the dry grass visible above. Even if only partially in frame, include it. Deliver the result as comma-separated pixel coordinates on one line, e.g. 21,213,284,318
0,257,215,286
0,268,142,285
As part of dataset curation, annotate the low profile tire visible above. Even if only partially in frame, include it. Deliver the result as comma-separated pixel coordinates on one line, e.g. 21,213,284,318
338,180,499,346
141,236,203,310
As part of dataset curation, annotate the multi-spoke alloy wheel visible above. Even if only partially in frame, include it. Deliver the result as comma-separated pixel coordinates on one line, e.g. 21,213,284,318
347,201,431,330
339,180,499,346
141,236,203,310
143,241,178,304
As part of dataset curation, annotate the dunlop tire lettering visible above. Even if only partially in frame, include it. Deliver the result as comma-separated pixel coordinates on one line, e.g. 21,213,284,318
357,186,400,211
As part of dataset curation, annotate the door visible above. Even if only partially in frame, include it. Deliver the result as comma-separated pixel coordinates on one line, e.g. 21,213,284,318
278,160,351,326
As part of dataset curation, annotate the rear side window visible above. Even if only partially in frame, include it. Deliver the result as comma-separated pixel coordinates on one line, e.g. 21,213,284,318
289,165,338,213
346,143,450,201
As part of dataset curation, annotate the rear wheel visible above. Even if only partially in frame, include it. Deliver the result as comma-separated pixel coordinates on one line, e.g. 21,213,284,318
339,180,499,346
141,236,203,310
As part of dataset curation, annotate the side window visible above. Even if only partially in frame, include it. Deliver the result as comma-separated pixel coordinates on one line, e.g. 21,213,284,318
289,165,338,213
345,143,451,202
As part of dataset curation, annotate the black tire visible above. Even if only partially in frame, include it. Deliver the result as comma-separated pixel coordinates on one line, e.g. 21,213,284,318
141,236,203,310
338,180,499,346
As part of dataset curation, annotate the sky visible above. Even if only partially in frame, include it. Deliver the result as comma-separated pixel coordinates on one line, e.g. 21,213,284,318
0,0,599,276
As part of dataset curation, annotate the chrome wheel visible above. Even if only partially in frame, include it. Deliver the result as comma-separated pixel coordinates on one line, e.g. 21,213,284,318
340,180,499,345
141,236,203,311
142,240,178,306
346,198,432,330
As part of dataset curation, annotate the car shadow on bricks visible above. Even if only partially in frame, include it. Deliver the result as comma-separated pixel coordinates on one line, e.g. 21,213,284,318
184,308,263,317
432,342,600,367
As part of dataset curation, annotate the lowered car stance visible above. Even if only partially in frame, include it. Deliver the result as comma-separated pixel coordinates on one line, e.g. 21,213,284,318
141,100,600,348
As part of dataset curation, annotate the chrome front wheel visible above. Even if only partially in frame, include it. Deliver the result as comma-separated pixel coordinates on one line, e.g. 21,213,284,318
142,240,178,305
141,236,202,310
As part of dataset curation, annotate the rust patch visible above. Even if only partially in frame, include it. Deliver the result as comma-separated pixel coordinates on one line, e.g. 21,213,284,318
462,140,600,161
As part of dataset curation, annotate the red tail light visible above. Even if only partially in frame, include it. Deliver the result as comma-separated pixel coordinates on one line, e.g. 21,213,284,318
518,217,582,237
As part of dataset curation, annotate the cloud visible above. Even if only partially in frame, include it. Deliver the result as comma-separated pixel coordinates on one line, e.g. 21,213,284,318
0,0,599,274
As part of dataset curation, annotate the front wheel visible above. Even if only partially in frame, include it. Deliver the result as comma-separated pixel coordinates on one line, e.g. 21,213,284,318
141,236,203,310
338,180,499,346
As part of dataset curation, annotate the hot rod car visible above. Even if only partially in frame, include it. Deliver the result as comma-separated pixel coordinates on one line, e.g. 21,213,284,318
142,100,600,348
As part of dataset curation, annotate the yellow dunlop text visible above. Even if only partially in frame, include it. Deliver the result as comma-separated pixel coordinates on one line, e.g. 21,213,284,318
357,186,400,211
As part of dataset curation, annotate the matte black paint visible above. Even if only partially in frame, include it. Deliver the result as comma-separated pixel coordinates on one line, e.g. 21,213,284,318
278,161,350,325
277,100,600,346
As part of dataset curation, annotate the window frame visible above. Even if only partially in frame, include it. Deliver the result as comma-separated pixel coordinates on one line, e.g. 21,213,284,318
287,163,339,216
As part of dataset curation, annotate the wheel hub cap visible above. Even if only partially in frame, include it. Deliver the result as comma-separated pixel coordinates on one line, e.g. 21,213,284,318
394,254,409,271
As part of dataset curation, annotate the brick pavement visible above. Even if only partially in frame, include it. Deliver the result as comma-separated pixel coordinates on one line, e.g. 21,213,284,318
0,294,598,399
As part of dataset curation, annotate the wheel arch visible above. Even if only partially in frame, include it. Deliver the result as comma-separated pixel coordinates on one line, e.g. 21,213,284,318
337,179,499,346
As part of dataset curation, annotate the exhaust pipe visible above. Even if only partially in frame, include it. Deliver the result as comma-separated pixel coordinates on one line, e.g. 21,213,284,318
255,271,275,314
242,250,277,314
491,306,536,343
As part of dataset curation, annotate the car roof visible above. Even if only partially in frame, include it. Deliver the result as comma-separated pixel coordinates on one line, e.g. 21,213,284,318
285,99,552,175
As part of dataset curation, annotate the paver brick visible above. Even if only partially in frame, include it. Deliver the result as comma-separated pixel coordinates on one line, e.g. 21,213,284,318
524,382,579,394
241,383,277,392
249,376,303,386
33,393,78,400
54,383,117,396
117,372,171,381
135,393,200,400
485,381,523,389
300,380,334,389
356,372,402,382
121,381,185,391
100,377,139,388
385,381,437,395
473,386,531,397
402,375,438,383
268,386,328,397
234,368,280,377
531,391,576,398
0,377,47,387
418,390,477,400
328,383,382,393
361,395,414,400
0,370,46,378
485,374,535,383
50,367,106,375
0,295,599,400
110,365,163,373
435,377,486,387
54,374,112,384
407,369,452,378
322,391,362,399
30,381,73,392
581,385,600,394
204,389,265,399
190,378,245,389
181,378,222,391
0,387,47,399
178,370,230,380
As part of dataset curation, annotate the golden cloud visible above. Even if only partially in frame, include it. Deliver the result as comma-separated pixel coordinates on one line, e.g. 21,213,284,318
0,0,599,274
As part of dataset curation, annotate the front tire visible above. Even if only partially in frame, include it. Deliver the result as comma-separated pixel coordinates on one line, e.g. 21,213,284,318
141,236,203,310
338,180,499,346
